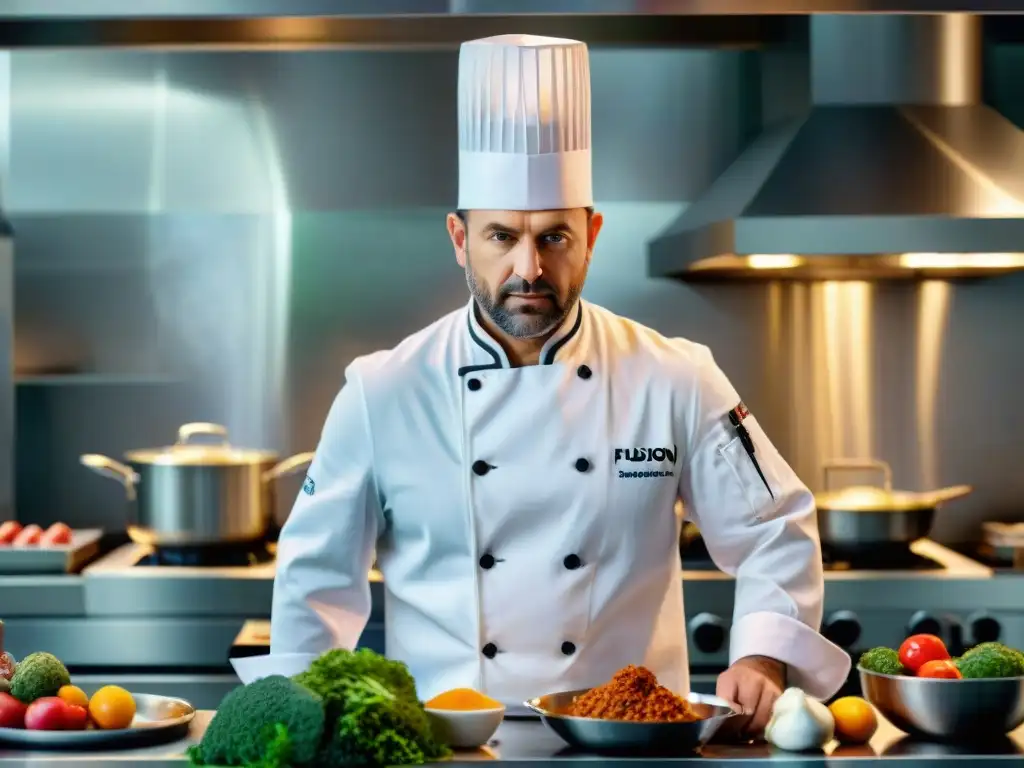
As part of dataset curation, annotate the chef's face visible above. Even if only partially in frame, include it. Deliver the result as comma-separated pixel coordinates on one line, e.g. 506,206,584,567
447,208,604,339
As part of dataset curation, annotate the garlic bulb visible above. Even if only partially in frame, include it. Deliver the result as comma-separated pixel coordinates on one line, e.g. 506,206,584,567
764,688,835,752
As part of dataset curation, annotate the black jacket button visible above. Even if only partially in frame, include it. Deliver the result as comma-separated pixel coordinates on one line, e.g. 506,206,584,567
482,643,498,659
577,365,592,380
472,460,491,476
563,554,582,570
575,458,590,473
479,553,496,569
561,641,576,656
467,378,481,391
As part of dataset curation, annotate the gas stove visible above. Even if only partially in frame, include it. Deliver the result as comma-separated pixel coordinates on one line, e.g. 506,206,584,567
4,536,1021,706
133,541,276,568
82,542,279,616
0,541,291,711
76,541,384,662
679,538,1024,696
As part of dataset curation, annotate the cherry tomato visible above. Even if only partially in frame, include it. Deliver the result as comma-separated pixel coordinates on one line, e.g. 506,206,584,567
40,522,72,547
898,634,950,674
0,521,21,545
918,660,961,679
11,524,41,546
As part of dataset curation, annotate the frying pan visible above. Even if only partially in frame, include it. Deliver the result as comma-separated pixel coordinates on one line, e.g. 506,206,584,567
815,459,971,551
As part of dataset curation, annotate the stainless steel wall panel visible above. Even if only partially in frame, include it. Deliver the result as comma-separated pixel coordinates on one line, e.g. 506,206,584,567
3,44,1023,542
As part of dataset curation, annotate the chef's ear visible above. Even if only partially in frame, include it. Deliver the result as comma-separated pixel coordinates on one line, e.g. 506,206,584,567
587,210,604,259
447,211,469,268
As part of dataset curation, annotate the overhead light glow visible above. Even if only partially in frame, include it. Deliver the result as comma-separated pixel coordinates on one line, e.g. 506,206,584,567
898,252,1024,270
746,254,803,270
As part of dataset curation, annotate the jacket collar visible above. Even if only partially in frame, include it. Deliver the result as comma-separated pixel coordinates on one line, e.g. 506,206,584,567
459,298,586,376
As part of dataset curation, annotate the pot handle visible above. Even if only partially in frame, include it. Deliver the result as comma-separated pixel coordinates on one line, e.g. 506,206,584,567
823,459,893,492
80,454,140,502
176,422,230,446
263,452,315,483
925,484,973,506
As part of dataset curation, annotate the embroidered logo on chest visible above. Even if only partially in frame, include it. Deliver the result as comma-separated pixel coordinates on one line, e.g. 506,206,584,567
613,445,677,479
302,475,316,495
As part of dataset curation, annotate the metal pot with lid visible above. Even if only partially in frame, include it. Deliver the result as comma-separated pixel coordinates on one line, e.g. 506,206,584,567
815,459,972,550
81,422,314,546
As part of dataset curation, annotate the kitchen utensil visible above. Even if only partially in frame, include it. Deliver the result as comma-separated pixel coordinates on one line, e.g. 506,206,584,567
0,693,195,748
815,459,971,550
81,423,314,546
859,668,1024,741
425,705,505,749
524,689,739,755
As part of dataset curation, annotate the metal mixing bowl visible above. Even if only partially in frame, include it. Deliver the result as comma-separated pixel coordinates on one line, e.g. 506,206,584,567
524,689,740,755
859,667,1024,741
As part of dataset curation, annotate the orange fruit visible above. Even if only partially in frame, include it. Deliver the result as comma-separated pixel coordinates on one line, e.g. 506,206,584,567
88,685,136,730
829,696,878,744
57,684,89,709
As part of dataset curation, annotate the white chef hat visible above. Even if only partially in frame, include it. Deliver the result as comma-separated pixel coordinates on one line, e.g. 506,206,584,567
457,34,593,212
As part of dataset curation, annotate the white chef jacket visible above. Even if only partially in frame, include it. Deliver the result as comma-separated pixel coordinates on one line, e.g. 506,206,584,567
233,299,851,704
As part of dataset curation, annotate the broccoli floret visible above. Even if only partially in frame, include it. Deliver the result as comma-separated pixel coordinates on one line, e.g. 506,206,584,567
188,675,325,767
9,652,70,703
962,642,1024,667
956,644,1024,679
316,691,444,767
293,649,450,767
858,647,905,676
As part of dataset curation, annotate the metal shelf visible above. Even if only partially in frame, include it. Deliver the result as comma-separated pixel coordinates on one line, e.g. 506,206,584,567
2,1,1023,19
15,374,180,386
4,1,1020,50
0,14,787,49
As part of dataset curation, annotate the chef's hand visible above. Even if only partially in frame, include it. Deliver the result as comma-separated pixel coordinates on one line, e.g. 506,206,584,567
715,655,785,739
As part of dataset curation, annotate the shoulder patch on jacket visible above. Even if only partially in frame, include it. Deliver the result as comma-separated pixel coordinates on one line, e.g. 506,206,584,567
302,475,315,496
729,401,750,425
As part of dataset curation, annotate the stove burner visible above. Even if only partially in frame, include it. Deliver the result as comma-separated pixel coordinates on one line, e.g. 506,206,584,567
135,541,274,568
821,543,943,571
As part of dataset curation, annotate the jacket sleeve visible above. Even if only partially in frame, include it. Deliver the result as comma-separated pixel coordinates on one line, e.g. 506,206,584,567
676,346,850,701
232,365,382,685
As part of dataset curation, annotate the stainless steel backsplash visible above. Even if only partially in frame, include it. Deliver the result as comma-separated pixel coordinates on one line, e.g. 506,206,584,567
6,45,1024,539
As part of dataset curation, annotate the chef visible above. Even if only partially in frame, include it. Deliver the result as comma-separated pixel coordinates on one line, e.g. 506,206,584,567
235,34,851,734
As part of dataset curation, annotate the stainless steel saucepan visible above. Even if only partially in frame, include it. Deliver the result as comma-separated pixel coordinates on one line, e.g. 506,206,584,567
81,422,314,546
815,459,972,550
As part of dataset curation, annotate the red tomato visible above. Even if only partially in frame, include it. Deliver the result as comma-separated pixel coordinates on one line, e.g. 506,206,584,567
63,704,88,731
24,697,69,730
39,523,72,547
0,521,21,545
11,524,42,547
0,692,27,728
899,634,950,674
918,660,962,679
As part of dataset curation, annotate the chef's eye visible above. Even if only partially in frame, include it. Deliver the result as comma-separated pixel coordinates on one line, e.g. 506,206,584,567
490,231,513,243
542,233,566,245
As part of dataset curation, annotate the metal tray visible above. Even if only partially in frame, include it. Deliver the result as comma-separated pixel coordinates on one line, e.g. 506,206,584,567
0,693,195,748
0,529,103,574
525,689,740,755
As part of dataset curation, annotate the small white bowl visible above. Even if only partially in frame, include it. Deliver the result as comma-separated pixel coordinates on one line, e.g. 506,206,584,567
425,706,506,749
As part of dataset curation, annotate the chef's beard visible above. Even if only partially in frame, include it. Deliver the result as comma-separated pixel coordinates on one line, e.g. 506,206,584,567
466,260,584,340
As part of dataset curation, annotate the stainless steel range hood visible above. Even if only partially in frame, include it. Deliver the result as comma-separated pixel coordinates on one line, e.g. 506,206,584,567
5,2,1022,50
649,15,1024,281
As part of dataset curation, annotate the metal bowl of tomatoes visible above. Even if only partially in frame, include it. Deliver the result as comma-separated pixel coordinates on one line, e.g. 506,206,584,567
858,634,1024,741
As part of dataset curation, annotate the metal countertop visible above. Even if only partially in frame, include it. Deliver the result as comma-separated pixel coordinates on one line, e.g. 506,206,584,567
0,711,1021,766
